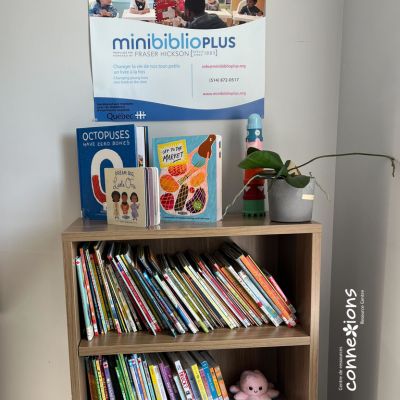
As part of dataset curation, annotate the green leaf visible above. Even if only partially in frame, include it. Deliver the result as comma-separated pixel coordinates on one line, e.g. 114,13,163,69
276,160,291,179
239,150,284,171
285,174,311,188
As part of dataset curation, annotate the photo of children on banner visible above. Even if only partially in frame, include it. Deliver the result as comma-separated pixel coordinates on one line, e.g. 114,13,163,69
87,0,264,23
129,0,150,14
89,0,118,17
205,0,220,11
166,0,227,28
239,0,263,16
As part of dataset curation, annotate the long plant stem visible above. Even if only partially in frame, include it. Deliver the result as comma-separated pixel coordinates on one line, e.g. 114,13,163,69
288,152,397,177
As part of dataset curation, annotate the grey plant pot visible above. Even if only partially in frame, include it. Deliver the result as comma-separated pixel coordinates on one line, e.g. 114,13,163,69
267,178,315,223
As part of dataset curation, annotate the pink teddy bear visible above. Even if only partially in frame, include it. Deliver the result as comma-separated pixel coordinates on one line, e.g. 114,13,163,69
230,370,280,400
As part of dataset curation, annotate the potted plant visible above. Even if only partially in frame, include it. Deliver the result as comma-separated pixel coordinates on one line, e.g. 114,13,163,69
239,150,397,223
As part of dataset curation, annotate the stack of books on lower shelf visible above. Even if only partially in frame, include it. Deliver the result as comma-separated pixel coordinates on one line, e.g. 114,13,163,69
75,241,297,341
85,351,229,400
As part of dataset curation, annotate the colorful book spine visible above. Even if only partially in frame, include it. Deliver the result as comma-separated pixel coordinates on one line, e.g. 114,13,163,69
157,357,177,400
136,354,151,400
147,357,164,400
128,358,142,400
190,363,208,400
191,353,218,400
91,253,111,332
171,355,193,400
118,354,136,400
237,270,283,326
179,256,235,329
103,359,116,400
172,373,186,400
80,247,99,335
95,358,108,400
100,262,122,333
85,248,106,333
198,365,213,400
115,364,128,400
86,358,100,400
197,258,249,328
154,274,198,334
75,257,94,341
112,257,157,335
240,255,295,326
141,355,157,400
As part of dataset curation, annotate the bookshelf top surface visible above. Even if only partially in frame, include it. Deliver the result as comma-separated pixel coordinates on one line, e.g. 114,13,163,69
62,214,321,242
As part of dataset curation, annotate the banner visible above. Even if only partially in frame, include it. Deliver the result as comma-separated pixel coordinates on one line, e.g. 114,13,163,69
89,17,265,121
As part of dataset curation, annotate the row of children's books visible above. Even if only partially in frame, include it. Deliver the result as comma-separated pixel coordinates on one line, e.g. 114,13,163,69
85,351,228,400
77,124,222,224
75,241,297,341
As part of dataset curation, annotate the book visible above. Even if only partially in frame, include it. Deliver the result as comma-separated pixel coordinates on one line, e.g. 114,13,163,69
191,352,219,400
76,124,148,220
105,167,160,227
75,256,94,341
153,135,222,223
86,357,100,400
180,352,208,400
199,353,229,400
166,353,194,400
103,358,116,400
146,354,168,400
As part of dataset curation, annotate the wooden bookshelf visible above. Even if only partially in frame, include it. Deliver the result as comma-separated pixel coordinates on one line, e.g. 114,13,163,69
63,214,321,400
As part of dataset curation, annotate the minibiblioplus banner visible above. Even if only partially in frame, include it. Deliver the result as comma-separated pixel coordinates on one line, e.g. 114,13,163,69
89,17,265,121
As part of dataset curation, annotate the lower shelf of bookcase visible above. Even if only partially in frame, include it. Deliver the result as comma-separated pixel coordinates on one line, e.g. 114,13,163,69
78,325,310,356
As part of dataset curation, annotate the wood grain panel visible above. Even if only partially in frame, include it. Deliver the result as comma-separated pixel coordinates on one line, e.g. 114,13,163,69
62,214,321,242
79,326,310,356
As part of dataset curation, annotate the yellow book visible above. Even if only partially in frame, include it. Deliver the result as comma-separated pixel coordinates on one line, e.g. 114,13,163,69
149,364,162,400
191,363,208,400
147,354,168,400
95,358,107,400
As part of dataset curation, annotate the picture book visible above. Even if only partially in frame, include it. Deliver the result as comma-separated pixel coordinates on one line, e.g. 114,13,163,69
152,135,222,223
105,167,160,227
76,124,148,220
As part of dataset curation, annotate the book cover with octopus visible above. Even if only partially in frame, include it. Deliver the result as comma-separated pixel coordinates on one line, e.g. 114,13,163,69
76,124,148,220
153,135,222,222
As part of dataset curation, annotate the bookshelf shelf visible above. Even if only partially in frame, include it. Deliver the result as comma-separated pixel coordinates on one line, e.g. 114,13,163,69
79,326,311,356
63,214,321,400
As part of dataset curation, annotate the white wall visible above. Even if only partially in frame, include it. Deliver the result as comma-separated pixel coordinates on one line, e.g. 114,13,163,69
0,1,343,399
328,0,400,398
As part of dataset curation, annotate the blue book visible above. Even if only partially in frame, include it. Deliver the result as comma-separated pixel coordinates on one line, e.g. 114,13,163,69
76,124,148,220
152,135,222,222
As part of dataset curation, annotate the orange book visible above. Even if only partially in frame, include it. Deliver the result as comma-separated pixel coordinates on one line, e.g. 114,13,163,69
240,255,296,326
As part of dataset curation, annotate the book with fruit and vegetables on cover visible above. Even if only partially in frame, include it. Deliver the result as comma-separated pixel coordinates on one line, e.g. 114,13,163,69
153,135,222,222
